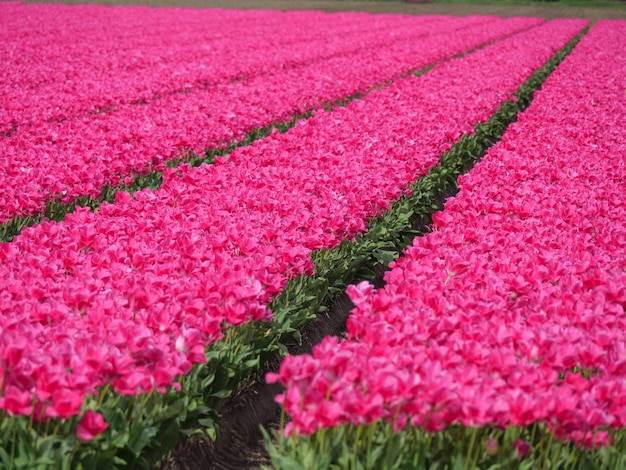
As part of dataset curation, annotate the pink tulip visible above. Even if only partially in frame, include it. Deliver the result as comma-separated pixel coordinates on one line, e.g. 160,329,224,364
0,17,587,421
513,439,530,458
76,410,108,442
273,19,626,442
0,3,543,224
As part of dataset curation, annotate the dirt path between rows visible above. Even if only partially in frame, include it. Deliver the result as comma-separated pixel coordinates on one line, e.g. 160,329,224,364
10,0,626,21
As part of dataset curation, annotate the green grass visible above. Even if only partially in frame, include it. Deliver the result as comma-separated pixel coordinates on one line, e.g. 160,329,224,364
327,0,626,8
432,0,625,8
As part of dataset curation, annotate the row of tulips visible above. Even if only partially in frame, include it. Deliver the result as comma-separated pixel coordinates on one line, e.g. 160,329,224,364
1,5,389,90
0,18,587,468
268,19,626,469
0,14,541,227
1,4,458,129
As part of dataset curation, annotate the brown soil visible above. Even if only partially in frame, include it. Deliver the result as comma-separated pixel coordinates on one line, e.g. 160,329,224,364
158,292,359,470
7,0,626,21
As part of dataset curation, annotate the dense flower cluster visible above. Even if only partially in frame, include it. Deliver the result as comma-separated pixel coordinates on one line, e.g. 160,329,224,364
1,3,457,127
0,4,542,223
0,18,585,419
270,20,626,444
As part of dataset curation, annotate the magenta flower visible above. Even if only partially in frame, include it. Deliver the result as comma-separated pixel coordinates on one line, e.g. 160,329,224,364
485,438,498,455
0,4,543,225
271,19,626,445
512,439,530,458
76,410,108,441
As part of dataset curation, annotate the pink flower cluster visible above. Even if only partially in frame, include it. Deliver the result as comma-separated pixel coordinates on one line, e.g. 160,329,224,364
270,20,626,445
0,18,584,420
0,6,542,224
1,3,457,128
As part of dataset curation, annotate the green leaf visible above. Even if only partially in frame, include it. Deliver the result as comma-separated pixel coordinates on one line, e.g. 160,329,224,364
0,447,11,466
127,424,157,457
452,453,465,470
373,248,398,265
155,419,181,456
209,388,232,399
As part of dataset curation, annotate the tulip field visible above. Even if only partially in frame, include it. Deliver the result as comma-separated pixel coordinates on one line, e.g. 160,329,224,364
1,2,625,469
267,17,626,470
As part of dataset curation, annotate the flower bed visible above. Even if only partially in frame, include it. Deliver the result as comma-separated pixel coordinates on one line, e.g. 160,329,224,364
1,3,459,128
269,19,626,469
0,17,586,468
0,13,540,225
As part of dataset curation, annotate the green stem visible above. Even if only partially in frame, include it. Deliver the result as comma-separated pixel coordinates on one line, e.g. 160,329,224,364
591,430,597,460
529,422,538,448
310,431,317,470
552,438,564,468
565,445,580,470
366,423,375,469
97,384,110,408
279,406,285,432
543,425,556,466
67,444,81,468
131,389,154,429
28,396,36,433
291,429,297,461
320,426,332,466
353,425,363,470
52,418,63,437
44,416,52,439
464,427,478,470
10,421,17,467
471,427,483,468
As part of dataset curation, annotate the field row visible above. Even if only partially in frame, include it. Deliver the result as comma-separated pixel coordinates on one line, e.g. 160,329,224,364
2,4,457,127
269,19,626,468
0,11,541,225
